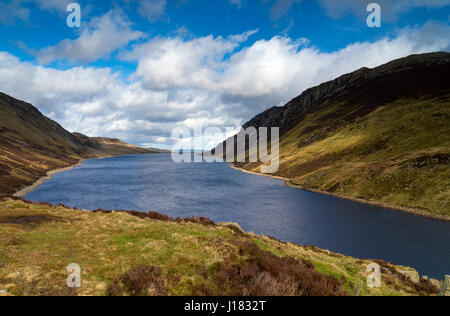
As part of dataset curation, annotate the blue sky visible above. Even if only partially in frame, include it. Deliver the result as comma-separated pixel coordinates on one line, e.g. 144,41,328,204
0,0,449,148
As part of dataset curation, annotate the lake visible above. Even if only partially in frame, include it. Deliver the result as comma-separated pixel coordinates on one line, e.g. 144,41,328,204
24,153,450,279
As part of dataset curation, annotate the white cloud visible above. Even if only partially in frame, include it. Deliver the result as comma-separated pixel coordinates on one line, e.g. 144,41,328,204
222,22,450,100
37,11,144,64
128,22,450,111
125,30,258,90
0,23,449,149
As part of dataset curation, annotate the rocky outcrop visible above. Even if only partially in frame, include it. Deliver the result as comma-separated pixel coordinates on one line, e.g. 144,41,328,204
241,52,450,132
215,52,450,160
396,268,420,283
440,275,450,296
71,132,101,149
399,270,450,296
213,52,450,218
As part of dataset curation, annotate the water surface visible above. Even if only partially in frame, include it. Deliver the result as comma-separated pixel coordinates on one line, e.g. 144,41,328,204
25,154,450,279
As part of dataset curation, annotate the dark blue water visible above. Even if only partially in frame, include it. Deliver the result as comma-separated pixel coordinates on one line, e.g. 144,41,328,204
25,154,450,279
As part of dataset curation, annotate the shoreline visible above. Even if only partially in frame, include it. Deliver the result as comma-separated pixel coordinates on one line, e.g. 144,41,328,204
12,155,114,198
12,160,85,198
231,165,450,222
11,153,164,198
11,159,449,222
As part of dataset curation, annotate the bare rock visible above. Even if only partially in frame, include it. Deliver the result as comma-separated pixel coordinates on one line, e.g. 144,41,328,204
396,268,420,283
440,275,450,296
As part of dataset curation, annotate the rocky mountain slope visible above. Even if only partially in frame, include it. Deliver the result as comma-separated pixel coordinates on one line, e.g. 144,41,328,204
221,52,450,218
0,92,164,196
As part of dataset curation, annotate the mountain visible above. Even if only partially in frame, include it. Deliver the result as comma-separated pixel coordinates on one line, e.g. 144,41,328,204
219,52,450,218
0,92,165,196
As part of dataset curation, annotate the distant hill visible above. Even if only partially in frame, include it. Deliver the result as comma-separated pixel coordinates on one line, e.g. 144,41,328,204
0,92,165,196
219,52,450,218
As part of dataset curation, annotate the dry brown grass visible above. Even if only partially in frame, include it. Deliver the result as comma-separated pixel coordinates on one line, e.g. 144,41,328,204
108,265,169,296
0,198,441,296
194,240,350,296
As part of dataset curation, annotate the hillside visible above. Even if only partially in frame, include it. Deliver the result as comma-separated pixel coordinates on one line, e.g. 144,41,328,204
0,92,163,196
221,52,450,218
0,198,443,296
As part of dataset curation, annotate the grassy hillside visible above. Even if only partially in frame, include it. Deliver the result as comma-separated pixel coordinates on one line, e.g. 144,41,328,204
231,53,450,218
0,92,163,196
0,198,442,296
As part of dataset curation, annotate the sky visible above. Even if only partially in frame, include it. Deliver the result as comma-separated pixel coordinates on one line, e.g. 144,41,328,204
0,0,449,149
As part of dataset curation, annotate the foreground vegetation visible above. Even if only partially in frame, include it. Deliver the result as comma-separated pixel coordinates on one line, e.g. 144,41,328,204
0,198,442,296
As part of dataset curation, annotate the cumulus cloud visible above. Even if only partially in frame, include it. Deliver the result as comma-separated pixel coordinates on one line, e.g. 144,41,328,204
0,51,243,148
318,0,450,21
124,29,258,90
223,23,450,100
0,22,449,149
128,22,450,110
37,11,144,64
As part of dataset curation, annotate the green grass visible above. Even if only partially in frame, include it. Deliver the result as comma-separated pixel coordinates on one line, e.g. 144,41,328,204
241,96,450,217
0,199,440,296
